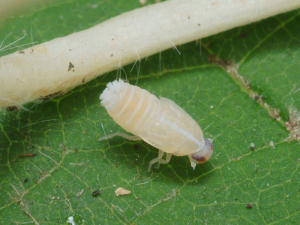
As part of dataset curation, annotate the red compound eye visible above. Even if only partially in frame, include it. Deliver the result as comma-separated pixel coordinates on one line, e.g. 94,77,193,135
199,156,206,162
192,155,206,164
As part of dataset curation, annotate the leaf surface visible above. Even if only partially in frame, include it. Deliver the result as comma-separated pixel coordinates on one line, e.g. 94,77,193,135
0,1,299,224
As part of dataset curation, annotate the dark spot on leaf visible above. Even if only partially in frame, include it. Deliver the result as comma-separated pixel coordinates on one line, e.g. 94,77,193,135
18,153,36,158
6,106,19,111
19,51,25,54
240,31,247,38
93,190,100,196
23,178,28,182
22,132,28,138
246,204,253,209
82,78,85,83
207,54,233,67
250,147,255,151
208,54,216,64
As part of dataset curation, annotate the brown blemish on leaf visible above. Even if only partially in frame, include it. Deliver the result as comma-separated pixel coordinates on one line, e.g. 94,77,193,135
6,106,19,111
240,31,247,38
285,108,300,142
18,153,36,158
207,54,233,67
93,190,100,196
269,108,280,120
19,51,25,54
246,204,253,209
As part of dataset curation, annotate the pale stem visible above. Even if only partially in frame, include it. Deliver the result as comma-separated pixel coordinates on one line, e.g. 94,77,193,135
0,0,299,109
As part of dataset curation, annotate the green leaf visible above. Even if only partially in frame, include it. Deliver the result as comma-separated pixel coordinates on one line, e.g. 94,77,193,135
1,1,299,224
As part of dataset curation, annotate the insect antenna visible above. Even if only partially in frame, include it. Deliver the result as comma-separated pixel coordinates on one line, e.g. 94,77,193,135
134,47,141,85
120,66,128,82
100,121,110,148
203,123,213,131
0,32,13,50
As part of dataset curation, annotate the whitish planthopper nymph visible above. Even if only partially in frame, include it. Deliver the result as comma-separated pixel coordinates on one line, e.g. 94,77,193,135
98,79,213,172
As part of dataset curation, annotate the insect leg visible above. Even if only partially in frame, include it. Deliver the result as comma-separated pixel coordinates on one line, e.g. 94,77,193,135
98,132,142,141
188,156,197,170
148,150,164,172
156,153,172,169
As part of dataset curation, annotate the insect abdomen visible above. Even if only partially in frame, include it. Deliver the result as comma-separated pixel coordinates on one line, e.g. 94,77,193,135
100,80,204,156
100,80,159,134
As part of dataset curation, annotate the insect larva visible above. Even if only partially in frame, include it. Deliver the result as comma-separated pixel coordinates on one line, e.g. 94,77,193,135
99,79,213,172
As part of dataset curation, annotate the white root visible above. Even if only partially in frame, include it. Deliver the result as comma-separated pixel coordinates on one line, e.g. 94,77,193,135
0,0,300,109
